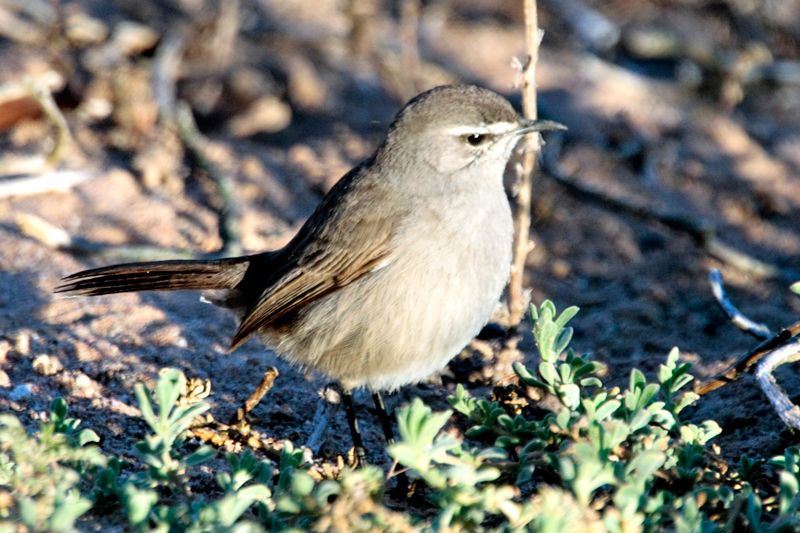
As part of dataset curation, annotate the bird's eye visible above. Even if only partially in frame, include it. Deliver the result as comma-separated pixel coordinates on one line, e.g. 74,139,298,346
464,133,489,146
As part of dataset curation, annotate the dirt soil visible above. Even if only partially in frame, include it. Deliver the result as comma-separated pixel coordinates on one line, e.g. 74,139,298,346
1,0,799,499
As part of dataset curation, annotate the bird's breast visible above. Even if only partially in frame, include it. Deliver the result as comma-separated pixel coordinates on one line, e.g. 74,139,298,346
266,183,514,392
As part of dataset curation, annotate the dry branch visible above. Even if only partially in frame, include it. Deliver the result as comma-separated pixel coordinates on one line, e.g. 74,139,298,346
152,30,184,125
306,385,343,455
16,212,197,261
0,76,79,196
540,142,796,282
695,319,800,396
507,0,543,329
152,31,242,258
175,103,242,257
696,268,800,418
25,78,73,165
755,340,800,430
709,268,772,340
229,367,279,425
0,170,91,199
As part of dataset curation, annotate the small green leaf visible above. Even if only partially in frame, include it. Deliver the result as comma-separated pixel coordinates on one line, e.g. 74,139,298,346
629,368,646,392
556,408,571,429
448,384,475,417
554,306,580,329
538,362,557,386
77,428,100,446
18,496,36,528
167,402,210,436
123,485,158,527
540,300,557,319
625,449,666,484
290,471,315,497
51,398,68,422
134,383,157,429
573,361,603,382
236,484,272,502
48,492,93,532
559,384,581,409
580,377,603,388
779,471,799,514
185,445,216,466
558,362,572,384
629,409,653,433
554,327,574,355
594,399,621,421
155,368,186,421
514,362,550,390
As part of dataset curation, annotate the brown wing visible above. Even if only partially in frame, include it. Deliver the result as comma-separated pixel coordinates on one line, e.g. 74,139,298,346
229,164,399,350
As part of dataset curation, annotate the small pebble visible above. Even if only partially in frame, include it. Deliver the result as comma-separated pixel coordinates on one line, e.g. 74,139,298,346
0,340,10,364
32,354,64,376
73,340,102,362
9,383,35,401
14,331,30,356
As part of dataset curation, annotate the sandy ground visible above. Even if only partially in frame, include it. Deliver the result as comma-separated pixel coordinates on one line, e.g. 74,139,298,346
1,0,799,486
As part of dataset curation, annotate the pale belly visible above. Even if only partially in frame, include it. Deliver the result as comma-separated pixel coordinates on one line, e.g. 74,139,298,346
262,191,513,391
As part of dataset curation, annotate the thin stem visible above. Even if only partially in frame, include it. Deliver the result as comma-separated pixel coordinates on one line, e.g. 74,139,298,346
508,0,543,327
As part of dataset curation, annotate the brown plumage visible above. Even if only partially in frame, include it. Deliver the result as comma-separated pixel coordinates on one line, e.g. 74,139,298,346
55,84,566,460
55,84,564,396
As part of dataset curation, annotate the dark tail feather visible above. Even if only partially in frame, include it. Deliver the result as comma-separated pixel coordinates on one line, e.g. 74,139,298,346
54,257,253,296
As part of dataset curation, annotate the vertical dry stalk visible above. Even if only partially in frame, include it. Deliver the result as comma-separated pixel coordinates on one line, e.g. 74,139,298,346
25,78,73,166
507,0,544,328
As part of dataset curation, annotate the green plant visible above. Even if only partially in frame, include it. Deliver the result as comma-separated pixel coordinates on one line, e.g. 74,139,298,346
0,399,104,532
390,399,524,530
2,300,800,531
392,300,799,531
131,368,214,490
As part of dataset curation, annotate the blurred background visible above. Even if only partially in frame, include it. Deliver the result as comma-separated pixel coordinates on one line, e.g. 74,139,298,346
0,0,799,468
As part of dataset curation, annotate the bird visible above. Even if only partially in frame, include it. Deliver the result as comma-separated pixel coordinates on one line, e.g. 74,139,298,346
55,84,565,461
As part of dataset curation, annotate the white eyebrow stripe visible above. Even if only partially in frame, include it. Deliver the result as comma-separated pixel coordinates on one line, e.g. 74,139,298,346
445,122,518,136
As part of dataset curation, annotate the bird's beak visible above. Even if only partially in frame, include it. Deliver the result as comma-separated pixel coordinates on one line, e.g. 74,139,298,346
515,118,567,135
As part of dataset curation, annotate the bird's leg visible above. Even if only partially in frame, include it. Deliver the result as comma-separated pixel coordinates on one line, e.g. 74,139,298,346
306,384,341,454
372,392,395,444
372,392,412,498
372,391,411,498
342,391,367,466
229,367,279,425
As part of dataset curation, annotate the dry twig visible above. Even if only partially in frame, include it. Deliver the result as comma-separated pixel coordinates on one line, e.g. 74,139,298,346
152,30,184,125
0,78,87,198
696,319,800,395
16,212,197,261
152,31,242,257
229,367,279,425
540,142,797,282
0,170,91,199
695,268,800,406
306,385,342,455
709,268,772,340
755,340,800,430
24,78,73,165
507,0,543,329
175,103,242,257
